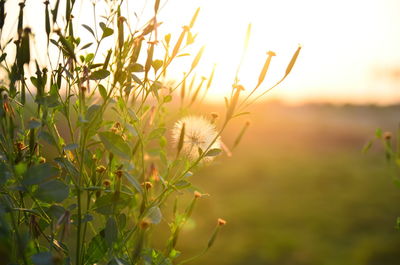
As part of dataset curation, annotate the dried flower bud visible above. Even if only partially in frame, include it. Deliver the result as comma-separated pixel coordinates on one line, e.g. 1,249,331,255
194,191,202,198
16,141,25,151
217,218,227,226
211,112,219,119
114,170,123,178
103,179,111,187
142,181,153,190
140,219,151,229
384,132,392,140
96,165,106,173
118,16,126,23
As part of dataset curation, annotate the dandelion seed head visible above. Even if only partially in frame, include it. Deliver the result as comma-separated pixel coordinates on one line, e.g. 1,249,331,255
172,115,221,162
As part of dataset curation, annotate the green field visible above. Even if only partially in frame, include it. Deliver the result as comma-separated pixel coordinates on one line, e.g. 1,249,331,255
169,103,400,265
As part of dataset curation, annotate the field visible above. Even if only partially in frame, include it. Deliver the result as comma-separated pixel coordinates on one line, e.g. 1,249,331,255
171,103,400,265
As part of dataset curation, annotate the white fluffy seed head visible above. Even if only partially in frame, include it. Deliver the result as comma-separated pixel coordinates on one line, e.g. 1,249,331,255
172,115,221,162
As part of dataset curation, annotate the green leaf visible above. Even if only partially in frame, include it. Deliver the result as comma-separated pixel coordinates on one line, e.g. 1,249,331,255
93,192,135,215
89,69,110,80
132,74,143,85
86,104,101,122
98,84,108,100
130,63,144,72
86,230,107,264
23,163,59,186
205,148,222,157
31,252,53,265
0,53,6,63
28,119,41,129
81,42,93,50
174,180,191,190
375,128,382,138
98,131,132,160
35,179,69,203
146,206,162,224
38,131,57,147
54,157,79,178
105,217,118,247
152,59,163,73
0,161,12,185
64,143,78,151
123,172,143,194
148,128,166,140
101,27,114,39
163,95,172,103
82,24,96,38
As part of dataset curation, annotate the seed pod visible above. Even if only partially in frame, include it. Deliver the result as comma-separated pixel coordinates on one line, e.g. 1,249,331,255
256,51,276,89
189,8,200,28
284,45,301,79
52,0,61,23
226,85,244,120
180,73,186,101
190,76,205,105
0,0,5,30
171,26,188,60
190,45,205,71
176,122,185,157
17,2,24,37
117,16,125,51
144,43,155,79
233,120,250,149
154,0,160,13
45,1,50,43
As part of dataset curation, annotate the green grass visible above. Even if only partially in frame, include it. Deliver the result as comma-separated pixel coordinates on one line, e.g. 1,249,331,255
172,103,400,265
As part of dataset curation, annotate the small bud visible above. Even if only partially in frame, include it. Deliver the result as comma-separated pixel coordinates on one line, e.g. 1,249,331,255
96,165,106,173
384,132,392,140
139,219,151,229
118,16,126,23
142,181,153,190
38,157,46,164
211,112,219,119
103,179,111,187
217,218,226,226
114,170,123,178
194,191,202,198
16,141,25,151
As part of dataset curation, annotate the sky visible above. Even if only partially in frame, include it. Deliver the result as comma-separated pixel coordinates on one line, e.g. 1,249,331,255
3,0,400,105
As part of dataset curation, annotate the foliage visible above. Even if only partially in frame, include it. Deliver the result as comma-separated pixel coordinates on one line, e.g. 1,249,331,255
0,0,298,264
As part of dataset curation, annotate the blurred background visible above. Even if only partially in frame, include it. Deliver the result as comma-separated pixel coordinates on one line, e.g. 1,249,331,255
176,102,400,265
3,0,400,264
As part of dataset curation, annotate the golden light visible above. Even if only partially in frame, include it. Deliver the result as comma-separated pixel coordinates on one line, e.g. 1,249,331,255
4,0,400,105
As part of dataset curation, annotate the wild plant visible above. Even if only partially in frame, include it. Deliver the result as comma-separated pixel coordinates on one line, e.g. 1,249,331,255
0,0,299,264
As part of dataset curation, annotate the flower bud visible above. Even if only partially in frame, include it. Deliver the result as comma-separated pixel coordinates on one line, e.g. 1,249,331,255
142,181,153,190
103,179,111,187
96,165,106,173
384,132,392,140
217,218,227,226
139,219,151,229
194,191,202,198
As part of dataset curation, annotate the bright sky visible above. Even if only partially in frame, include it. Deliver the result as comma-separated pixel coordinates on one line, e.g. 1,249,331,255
3,0,400,104
158,0,400,104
